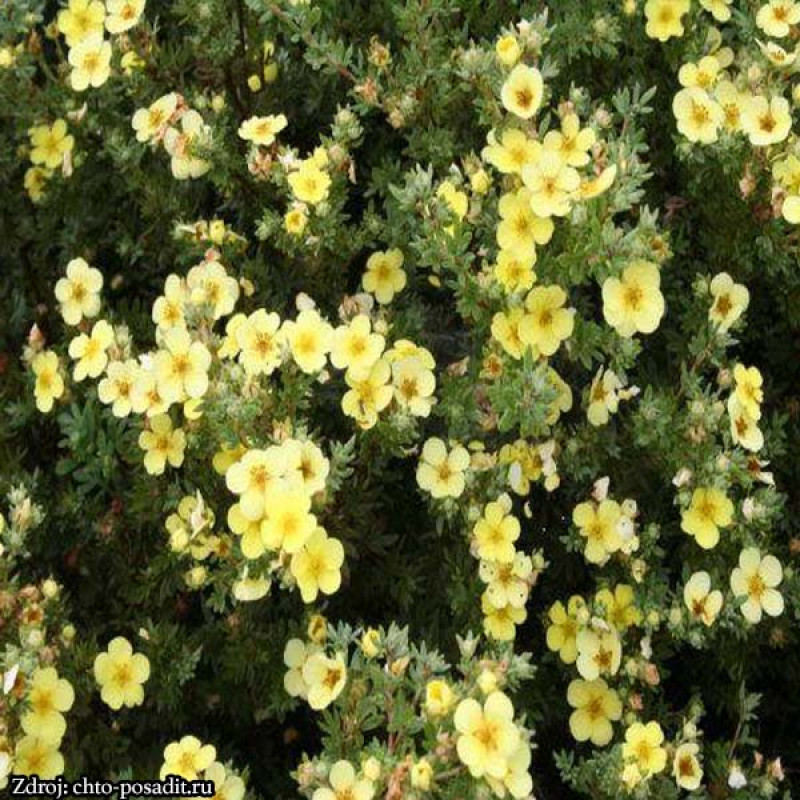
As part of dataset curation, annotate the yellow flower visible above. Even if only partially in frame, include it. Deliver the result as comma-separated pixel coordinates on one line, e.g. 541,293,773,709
138,414,186,475
733,364,763,420
312,760,374,800
94,636,150,709
700,0,732,22
68,319,114,381
623,722,667,777
58,0,105,47
713,81,750,133
21,668,74,744
166,493,215,555
163,110,212,180
709,272,749,331
302,651,347,710
672,88,723,143
362,249,406,304
132,93,178,143
29,120,74,170
546,595,586,664
756,0,800,37
184,395,206,421
98,359,139,416
13,736,64,778
587,368,622,426
160,735,216,780
282,309,333,373
519,284,575,356
521,150,581,217
25,166,52,202
288,438,330,496
728,395,764,452
424,679,456,717
758,40,796,68
576,627,621,680
55,257,103,325
496,188,554,259
341,358,393,429
105,0,145,34
546,369,573,423
331,315,385,376
644,0,690,41
238,113,288,146
482,592,526,640
543,114,596,167
678,56,721,90
309,146,329,168
501,64,544,120
472,165,492,193
385,338,435,368
152,274,187,331
187,258,240,319
261,488,316,553
673,742,703,791
578,164,618,200
228,502,265,558
410,758,433,791
773,154,800,223
120,50,144,74
154,327,211,403
236,309,283,376
680,487,733,549
494,249,536,294
567,678,622,746
69,33,112,92
473,494,520,563
283,638,319,698
730,547,784,623
683,571,723,626
131,363,169,417
595,584,642,630
284,207,308,235
32,351,65,413
480,551,532,609
485,740,532,799
602,260,664,337
288,163,331,205
213,442,247,476
205,762,245,800
226,447,291,520
454,692,520,779
482,128,540,175
572,499,623,564
742,96,792,147
416,437,470,498
437,180,469,235
0,45,16,68
290,528,345,603
391,356,436,417
359,628,381,658
495,34,521,66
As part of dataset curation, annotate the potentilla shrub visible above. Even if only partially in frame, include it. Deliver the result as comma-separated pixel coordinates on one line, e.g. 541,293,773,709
1,0,799,798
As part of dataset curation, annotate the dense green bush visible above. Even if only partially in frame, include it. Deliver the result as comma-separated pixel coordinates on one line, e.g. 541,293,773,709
1,1,799,798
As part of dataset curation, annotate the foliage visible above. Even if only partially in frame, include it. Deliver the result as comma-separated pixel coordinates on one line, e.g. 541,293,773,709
1,0,799,798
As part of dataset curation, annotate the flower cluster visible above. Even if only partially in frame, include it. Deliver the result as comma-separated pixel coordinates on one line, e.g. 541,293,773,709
5,1,798,798
289,623,535,800
644,0,800,226
133,93,211,180
158,736,246,800
58,0,146,92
